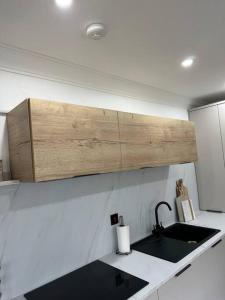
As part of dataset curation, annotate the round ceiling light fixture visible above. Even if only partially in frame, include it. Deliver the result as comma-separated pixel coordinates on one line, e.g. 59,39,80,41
86,23,106,40
181,56,196,68
55,0,73,9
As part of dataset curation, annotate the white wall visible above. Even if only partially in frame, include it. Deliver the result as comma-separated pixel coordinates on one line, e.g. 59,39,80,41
0,43,191,110
0,63,198,300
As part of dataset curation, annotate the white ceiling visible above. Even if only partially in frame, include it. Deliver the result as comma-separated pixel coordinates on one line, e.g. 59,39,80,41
1,0,225,101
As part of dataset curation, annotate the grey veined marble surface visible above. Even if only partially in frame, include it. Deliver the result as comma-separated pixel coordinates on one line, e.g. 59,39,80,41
0,163,198,300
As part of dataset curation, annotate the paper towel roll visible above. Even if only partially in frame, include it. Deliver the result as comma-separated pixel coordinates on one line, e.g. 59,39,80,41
117,225,130,253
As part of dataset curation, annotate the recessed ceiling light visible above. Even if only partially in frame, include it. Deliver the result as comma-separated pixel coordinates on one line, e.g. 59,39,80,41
55,0,73,9
181,56,196,68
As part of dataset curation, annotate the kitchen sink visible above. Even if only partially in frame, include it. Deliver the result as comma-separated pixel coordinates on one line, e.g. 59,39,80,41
162,223,219,244
132,223,220,263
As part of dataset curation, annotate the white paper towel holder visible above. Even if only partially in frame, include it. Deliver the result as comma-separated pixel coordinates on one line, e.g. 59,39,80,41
116,215,132,256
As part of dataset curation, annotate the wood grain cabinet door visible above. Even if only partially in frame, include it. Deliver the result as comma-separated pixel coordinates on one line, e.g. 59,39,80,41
29,99,122,181
118,112,197,170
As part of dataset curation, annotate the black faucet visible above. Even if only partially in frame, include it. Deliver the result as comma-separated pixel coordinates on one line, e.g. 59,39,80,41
152,201,172,235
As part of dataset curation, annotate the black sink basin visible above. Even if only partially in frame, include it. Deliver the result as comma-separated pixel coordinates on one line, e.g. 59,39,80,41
162,223,219,244
132,223,220,263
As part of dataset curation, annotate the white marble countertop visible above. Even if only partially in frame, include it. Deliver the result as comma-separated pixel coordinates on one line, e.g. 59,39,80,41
101,211,225,300
14,211,225,300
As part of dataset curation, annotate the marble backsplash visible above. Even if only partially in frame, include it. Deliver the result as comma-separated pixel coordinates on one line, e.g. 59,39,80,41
0,163,198,300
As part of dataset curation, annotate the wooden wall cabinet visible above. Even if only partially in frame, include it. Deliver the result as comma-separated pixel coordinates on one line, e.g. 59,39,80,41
118,112,197,169
7,99,197,182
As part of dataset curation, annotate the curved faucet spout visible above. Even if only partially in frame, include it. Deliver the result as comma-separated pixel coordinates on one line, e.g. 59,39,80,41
153,201,172,235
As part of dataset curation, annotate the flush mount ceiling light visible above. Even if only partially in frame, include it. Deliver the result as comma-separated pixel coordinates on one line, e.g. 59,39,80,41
181,56,196,68
86,24,106,40
55,0,73,9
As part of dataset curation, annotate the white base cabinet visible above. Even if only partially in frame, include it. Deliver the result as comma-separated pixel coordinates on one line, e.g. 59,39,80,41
145,291,158,300
158,239,225,300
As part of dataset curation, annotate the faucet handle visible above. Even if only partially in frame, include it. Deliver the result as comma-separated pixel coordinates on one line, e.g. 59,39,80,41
152,223,162,235
160,222,164,229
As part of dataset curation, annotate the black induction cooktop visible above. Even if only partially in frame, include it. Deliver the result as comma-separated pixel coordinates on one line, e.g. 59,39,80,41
24,260,148,300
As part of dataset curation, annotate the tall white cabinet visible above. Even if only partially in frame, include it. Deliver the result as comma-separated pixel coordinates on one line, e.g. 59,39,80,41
190,102,225,212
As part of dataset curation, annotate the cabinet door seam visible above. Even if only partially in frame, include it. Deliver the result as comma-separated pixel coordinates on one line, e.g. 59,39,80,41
217,104,225,169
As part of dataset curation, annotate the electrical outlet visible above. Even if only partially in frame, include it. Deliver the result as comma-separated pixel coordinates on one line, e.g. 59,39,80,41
110,213,119,225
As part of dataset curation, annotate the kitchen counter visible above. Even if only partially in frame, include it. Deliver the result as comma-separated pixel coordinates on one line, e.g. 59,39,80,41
101,211,225,299
14,211,225,300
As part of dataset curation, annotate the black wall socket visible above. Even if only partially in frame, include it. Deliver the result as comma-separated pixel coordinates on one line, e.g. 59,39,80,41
110,213,119,225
